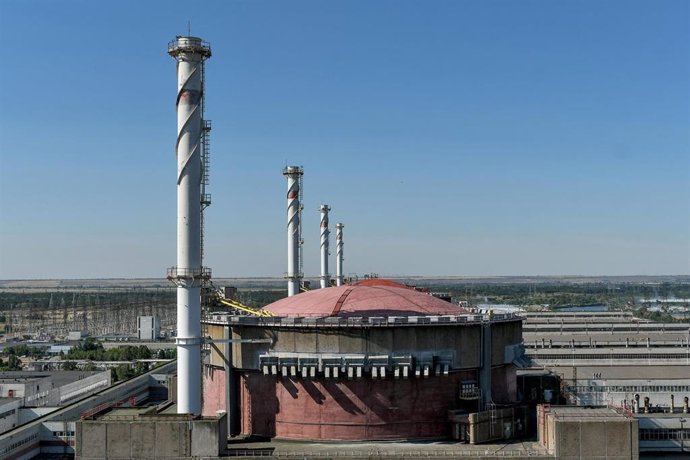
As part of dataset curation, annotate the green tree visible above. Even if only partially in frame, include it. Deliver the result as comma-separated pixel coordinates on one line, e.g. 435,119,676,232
112,364,135,382
0,355,22,371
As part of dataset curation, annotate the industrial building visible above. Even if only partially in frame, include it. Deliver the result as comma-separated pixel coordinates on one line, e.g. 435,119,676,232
137,315,161,340
523,310,690,454
537,405,639,459
2,32,675,459
75,404,226,459
202,278,525,441
0,371,111,414
0,363,176,459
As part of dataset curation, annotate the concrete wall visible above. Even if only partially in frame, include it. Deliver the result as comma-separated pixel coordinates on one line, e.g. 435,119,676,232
77,419,189,458
0,375,52,403
467,407,526,443
191,416,227,457
138,316,161,341
208,324,226,368
0,399,21,434
75,414,226,459
538,406,639,460
59,370,111,404
229,323,524,371
0,425,40,460
554,419,639,460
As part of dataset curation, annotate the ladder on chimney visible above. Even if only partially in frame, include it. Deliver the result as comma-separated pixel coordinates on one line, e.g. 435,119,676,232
298,173,304,279
200,61,212,346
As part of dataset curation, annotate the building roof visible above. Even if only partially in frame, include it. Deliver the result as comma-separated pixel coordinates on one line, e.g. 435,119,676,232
541,365,690,380
545,406,631,421
263,279,465,318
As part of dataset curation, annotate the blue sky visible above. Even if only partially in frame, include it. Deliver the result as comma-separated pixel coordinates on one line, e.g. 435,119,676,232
0,0,688,279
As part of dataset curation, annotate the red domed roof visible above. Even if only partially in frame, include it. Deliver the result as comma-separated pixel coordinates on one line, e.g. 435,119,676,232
263,279,464,318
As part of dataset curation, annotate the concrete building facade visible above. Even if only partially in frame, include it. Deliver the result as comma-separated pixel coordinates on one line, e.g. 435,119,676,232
138,316,161,340
537,405,639,460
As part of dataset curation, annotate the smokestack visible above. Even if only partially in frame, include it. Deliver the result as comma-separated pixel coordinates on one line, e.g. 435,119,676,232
283,166,303,296
319,205,331,288
335,223,344,286
167,36,212,415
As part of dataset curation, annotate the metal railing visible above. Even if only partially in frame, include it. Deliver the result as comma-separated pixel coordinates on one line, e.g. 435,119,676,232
224,448,549,458
167,37,211,57
205,312,521,328
166,266,211,280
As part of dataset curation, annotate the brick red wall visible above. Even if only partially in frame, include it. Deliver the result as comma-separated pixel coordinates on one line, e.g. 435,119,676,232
205,364,518,440
202,365,226,417
241,370,482,440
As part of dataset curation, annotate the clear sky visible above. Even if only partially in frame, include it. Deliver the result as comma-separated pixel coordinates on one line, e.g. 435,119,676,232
0,0,688,279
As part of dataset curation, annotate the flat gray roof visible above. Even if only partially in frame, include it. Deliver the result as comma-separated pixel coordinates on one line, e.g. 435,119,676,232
225,438,550,458
546,406,630,420
539,365,690,380
0,370,107,387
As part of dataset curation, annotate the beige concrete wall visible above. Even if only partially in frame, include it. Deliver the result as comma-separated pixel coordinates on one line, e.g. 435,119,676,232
208,324,226,367
75,416,225,459
553,419,639,460
130,422,156,457
228,323,524,370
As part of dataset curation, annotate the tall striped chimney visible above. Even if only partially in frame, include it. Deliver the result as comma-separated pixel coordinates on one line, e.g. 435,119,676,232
283,166,303,296
319,204,331,288
335,223,344,286
167,36,211,415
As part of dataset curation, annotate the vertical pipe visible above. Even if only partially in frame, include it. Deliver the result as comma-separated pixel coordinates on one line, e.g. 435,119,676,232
335,223,344,286
224,324,239,435
283,166,303,296
319,205,331,288
168,36,211,415
671,394,675,414
480,319,492,410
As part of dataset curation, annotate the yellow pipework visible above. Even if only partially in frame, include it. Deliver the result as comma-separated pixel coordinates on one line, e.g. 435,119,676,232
218,298,274,317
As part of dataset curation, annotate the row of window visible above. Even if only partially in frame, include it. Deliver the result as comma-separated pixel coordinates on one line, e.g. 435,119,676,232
640,429,690,441
1,432,39,455
0,408,16,419
529,353,690,360
52,430,75,438
568,385,690,393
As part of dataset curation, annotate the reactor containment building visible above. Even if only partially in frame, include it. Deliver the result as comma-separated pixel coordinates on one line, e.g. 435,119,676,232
202,279,523,441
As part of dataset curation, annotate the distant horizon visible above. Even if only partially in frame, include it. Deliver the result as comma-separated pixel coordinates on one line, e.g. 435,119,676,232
1,274,688,282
